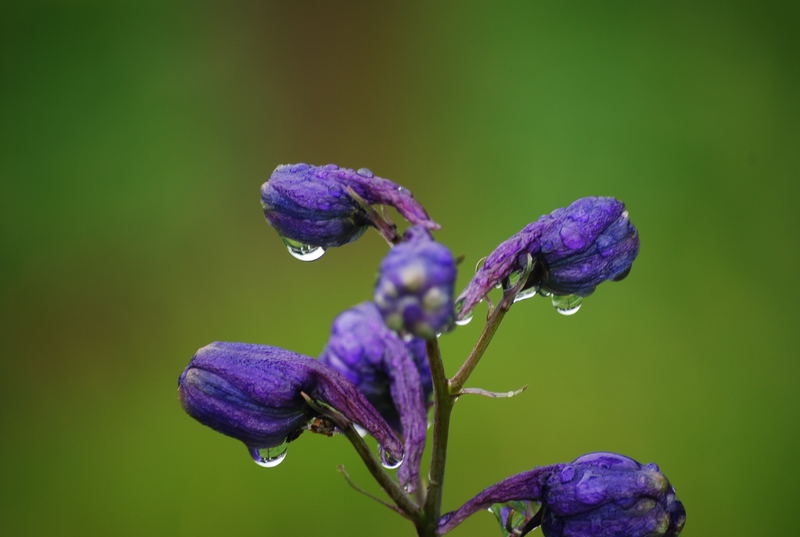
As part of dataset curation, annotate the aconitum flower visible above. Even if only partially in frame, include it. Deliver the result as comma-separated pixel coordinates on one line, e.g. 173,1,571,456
320,302,431,491
375,226,457,338
261,163,439,255
179,342,403,465
457,197,639,318
438,452,685,537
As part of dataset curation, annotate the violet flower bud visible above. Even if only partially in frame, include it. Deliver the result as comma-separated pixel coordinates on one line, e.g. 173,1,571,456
261,163,439,257
374,226,457,339
319,302,432,492
178,342,403,466
438,452,685,537
457,197,639,319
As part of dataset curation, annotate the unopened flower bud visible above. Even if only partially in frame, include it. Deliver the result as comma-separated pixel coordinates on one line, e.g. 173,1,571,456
457,197,639,318
320,302,431,492
438,452,685,537
374,226,456,338
178,342,403,463
260,163,439,252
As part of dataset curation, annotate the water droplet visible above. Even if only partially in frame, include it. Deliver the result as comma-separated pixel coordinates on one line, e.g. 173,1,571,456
281,236,326,262
356,167,374,178
474,256,487,273
455,312,473,326
249,443,288,468
538,287,552,297
379,447,404,470
353,424,368,438
552,294,583,315
513,287,537,303
454,298,473,326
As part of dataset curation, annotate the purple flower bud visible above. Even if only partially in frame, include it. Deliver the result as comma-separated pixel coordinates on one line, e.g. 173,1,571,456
178,342,403,464
457,197,639,318
319,302,431,492
374,226,457,338
439,452,685,537
261,163,439,251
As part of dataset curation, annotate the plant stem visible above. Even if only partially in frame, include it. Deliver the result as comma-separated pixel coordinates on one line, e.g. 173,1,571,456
301,392,420,518
420,337,455,536
448,290,514,394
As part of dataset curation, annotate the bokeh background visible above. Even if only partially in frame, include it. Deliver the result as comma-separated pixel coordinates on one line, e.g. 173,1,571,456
3,2,798,536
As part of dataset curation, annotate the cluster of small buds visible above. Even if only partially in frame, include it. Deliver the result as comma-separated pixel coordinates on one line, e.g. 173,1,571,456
177,162,683,537
374,226,457,339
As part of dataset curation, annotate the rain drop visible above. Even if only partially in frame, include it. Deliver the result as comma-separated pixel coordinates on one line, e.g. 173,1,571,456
552,294,583,316
281,236,326,262
353,424,368,438
513,287,537,303
379,447,404,470
454,299,473,326
356,167,374,178
249,443,288,468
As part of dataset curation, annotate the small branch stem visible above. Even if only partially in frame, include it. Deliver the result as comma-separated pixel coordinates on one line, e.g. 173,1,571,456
346,186,400,245
300,392,420,518
337,465,410,519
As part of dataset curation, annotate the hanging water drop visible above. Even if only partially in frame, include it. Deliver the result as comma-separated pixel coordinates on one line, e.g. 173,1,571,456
552,294,583,316
249,443,288,468
454,298,473,326
379,447,404,470
281,236,326,262
513,287,537,303
455,312,473,326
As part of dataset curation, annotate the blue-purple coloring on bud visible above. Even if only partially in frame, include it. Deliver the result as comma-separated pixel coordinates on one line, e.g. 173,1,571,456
320,302,432,492
457,197,639,318
179,342,403,466
438,452,685,537
261,163,439,259
375,226,457,338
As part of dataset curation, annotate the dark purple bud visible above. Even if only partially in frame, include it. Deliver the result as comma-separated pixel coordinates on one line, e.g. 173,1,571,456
439,452,685,537
374,226,457,338
457,197,639,318
178,342,403,465
260,163,439,254
319,302,431,492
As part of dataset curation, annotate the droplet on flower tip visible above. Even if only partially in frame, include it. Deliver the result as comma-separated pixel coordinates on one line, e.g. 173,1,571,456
513,287,537,303
356,167,374,178
281,236,326,262
552,294,583,316
379,447,404,470
454,298,473,326
249,443,288,468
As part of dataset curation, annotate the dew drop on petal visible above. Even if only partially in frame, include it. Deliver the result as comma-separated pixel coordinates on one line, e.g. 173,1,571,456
552,294,583,316
513,287,537,303
454,298,473,326
356,167,374,178
281,236,326,262
249,442,288,468
379,447,404,470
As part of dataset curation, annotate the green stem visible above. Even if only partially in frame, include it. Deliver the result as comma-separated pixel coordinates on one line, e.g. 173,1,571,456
420,337,455,536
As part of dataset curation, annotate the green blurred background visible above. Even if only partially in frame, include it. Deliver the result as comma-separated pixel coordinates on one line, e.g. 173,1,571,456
2,2,797,536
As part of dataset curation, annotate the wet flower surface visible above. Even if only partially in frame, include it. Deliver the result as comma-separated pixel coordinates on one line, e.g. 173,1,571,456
457,197,639,318
320,302,431,492
438,452,685,537
179,342,403,464
261,163,439,255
